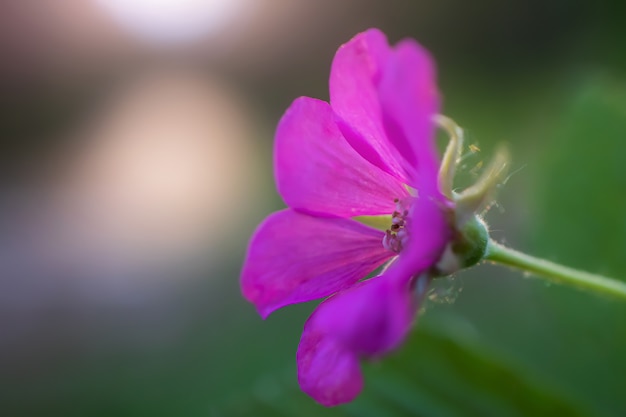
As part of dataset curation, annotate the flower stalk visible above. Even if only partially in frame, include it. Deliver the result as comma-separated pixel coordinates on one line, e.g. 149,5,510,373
485,240,626,300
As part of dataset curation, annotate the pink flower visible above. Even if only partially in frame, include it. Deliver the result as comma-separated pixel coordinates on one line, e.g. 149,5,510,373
241,28,455,406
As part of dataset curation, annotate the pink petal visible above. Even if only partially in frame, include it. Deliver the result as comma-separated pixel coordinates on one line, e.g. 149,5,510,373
241,209,394,318
329,29,441,185
398,192,453,279
308,275,415,357
275,97,408,218
378,39,441,185
297,273,424,406
297,329,363,407
329,28,409,182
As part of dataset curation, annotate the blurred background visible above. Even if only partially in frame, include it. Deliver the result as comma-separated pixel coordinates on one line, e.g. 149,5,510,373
1,1,625,416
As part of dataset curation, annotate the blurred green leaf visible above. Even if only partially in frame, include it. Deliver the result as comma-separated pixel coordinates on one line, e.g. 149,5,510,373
217,321,592,417
531,78,626,275
520,77,626,416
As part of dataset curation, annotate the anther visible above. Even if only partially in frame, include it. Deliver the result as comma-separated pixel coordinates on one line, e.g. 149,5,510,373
382,198,410,254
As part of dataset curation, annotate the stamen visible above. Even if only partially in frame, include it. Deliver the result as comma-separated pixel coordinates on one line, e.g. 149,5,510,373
382,198,410,253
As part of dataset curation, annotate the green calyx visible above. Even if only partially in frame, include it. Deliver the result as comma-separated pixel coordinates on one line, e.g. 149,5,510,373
433,114,509,275
452,215,489,269
433,214,489,277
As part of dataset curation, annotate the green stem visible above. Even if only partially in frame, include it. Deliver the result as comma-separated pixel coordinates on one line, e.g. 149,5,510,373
485,240,626,300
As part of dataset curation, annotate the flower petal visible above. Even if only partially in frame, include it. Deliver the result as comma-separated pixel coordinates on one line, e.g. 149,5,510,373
329,28,441,185
399,192,453,278
241,209,393,318
329,28,409,182
378,39,441,185
297,273,425,406
275,97,408,217
309,275,415,357
297,329,363,407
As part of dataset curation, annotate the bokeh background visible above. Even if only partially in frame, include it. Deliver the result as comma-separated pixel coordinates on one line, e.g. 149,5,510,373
1,1,625,416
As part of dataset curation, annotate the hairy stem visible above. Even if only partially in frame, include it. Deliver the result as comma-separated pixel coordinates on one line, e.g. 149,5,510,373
485,240,626,300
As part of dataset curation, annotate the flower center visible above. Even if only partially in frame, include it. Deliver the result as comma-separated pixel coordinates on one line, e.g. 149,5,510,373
382,199,409,254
